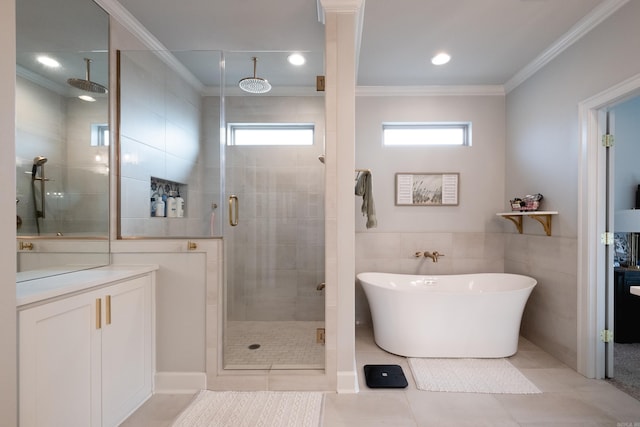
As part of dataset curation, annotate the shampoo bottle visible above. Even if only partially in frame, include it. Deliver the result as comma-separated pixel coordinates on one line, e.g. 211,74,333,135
167,196,177,217
155,198,165,217
176,193,184,217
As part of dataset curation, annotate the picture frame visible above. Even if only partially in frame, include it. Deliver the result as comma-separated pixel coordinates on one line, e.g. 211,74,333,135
395,172,459,206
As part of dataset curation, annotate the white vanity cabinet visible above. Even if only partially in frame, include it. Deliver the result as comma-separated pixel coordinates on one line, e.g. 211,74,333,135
18,270,155,427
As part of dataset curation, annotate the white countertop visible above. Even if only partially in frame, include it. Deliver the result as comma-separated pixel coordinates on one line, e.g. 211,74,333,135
17,264,158,308
631,286,640,297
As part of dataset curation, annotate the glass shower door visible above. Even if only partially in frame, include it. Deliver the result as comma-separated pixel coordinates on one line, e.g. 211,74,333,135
222,51,325,370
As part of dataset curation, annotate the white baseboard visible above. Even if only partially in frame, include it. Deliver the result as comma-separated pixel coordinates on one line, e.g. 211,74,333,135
336,370,359,394
154,372,207,394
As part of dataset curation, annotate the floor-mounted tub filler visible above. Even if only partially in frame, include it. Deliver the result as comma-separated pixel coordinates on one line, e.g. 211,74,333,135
357,272,536,358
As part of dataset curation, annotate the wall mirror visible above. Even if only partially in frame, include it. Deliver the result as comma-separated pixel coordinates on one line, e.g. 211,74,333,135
16,0,110,282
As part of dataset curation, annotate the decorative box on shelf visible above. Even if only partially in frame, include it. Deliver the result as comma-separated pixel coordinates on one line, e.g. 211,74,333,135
510,194,543,212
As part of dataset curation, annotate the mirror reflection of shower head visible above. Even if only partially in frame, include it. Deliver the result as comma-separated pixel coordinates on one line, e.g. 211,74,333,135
67,58,108,94
32,156,48,178
238,57,272,94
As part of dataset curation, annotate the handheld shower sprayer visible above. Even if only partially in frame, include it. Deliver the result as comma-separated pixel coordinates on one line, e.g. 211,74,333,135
30,156,49,228
32,156,48,179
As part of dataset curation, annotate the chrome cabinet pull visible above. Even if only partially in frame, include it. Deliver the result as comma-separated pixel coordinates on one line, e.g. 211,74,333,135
229,195,239,227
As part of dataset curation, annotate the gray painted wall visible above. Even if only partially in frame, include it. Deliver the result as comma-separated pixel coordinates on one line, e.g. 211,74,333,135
505,0,640,368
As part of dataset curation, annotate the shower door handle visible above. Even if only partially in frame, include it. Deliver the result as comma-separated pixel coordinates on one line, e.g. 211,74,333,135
229,195,239,226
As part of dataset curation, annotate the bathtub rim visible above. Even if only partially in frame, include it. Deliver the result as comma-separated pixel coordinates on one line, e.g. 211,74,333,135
357,271,537,294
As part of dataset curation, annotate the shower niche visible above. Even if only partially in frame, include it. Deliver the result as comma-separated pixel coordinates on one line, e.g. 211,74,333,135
150,177,186,218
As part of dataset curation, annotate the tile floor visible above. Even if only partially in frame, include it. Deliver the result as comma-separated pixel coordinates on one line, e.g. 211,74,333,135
122,326,640,426
224,321,325,369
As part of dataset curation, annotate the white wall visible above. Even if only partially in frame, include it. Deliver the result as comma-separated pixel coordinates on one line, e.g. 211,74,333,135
613,96,640,211
1,0,17,423
505,0,640,368
355,95,506,232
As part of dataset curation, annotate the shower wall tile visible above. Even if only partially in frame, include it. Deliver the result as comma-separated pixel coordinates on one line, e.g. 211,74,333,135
165,120,198,161
119,52,206,237
225,96,325,322
121,176,151,218
120,97,167,150
165,153,196,185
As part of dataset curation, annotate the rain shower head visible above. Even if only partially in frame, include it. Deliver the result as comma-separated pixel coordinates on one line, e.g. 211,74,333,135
67,58,108,94
238,57,271,94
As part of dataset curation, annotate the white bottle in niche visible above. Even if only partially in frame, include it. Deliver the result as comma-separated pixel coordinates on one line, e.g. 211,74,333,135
166,196,177,218
155,199,165,217
176,194,184,217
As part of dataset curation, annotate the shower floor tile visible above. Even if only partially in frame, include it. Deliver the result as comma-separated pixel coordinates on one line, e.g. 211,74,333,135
224,320,325,369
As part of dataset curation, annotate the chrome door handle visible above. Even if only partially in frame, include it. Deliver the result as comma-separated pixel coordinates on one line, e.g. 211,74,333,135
229,195,239,226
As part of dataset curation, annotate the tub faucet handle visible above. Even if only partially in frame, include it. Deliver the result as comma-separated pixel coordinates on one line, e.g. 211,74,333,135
424,251,444,262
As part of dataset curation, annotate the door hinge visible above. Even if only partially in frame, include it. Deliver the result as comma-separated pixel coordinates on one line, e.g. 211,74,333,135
316,328,325,344
601,232,614,245
600,329,613,343
602,134,615,147
316,76,325,92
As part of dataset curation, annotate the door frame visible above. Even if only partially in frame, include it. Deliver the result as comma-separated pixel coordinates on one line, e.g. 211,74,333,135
578,72,640,378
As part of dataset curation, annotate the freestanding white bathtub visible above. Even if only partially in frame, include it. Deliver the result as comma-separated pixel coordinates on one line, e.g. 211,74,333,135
357,272,536,358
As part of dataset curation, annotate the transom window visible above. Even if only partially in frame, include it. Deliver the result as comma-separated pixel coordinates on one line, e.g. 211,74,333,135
383,122,471,146
228,123,314,146
91,124,109,146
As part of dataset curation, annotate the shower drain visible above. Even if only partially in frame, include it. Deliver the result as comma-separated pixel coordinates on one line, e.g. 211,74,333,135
248,344,261,350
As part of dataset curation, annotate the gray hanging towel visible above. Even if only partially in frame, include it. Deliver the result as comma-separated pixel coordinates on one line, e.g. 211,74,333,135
355,171,377,229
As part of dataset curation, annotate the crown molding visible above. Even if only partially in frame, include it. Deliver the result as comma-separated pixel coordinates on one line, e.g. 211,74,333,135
16,65,69,96
356,85,505,97
94,0,204,92
505,0,630,93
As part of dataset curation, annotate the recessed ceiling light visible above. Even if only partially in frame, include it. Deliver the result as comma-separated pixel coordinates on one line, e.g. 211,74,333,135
37,55,60,68
431,53,451,66
287,53,306,66
78,95,96,102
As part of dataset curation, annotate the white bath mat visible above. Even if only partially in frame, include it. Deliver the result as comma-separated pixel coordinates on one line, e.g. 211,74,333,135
408,358,541,394
171,390,324,427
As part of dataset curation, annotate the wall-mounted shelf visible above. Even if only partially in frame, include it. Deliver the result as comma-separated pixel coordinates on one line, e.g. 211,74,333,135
496,211,558,236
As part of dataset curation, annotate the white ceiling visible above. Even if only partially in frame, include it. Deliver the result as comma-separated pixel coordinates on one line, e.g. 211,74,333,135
18,0,624,94
114,0,610,90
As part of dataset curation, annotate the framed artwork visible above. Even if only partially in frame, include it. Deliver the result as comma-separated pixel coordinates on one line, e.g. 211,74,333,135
395,173,459,206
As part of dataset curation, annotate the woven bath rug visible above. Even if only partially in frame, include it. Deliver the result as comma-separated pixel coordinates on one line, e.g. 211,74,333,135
171,390,324,427
408,358,541,394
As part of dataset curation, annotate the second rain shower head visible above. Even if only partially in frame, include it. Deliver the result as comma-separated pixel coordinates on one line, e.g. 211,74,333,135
67,58,108,94
238,57,272,94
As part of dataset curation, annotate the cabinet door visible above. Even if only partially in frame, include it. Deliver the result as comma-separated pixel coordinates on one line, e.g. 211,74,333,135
101,275,153,427
19,291,102,427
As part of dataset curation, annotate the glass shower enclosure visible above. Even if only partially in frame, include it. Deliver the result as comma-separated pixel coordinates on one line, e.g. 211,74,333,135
222,51,326,370
116,48,326,370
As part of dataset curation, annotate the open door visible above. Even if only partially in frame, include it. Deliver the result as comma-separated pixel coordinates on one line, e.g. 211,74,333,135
603,109,615,378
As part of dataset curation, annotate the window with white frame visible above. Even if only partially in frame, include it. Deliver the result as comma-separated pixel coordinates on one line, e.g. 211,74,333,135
382,122,471,146
227,123,314,146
